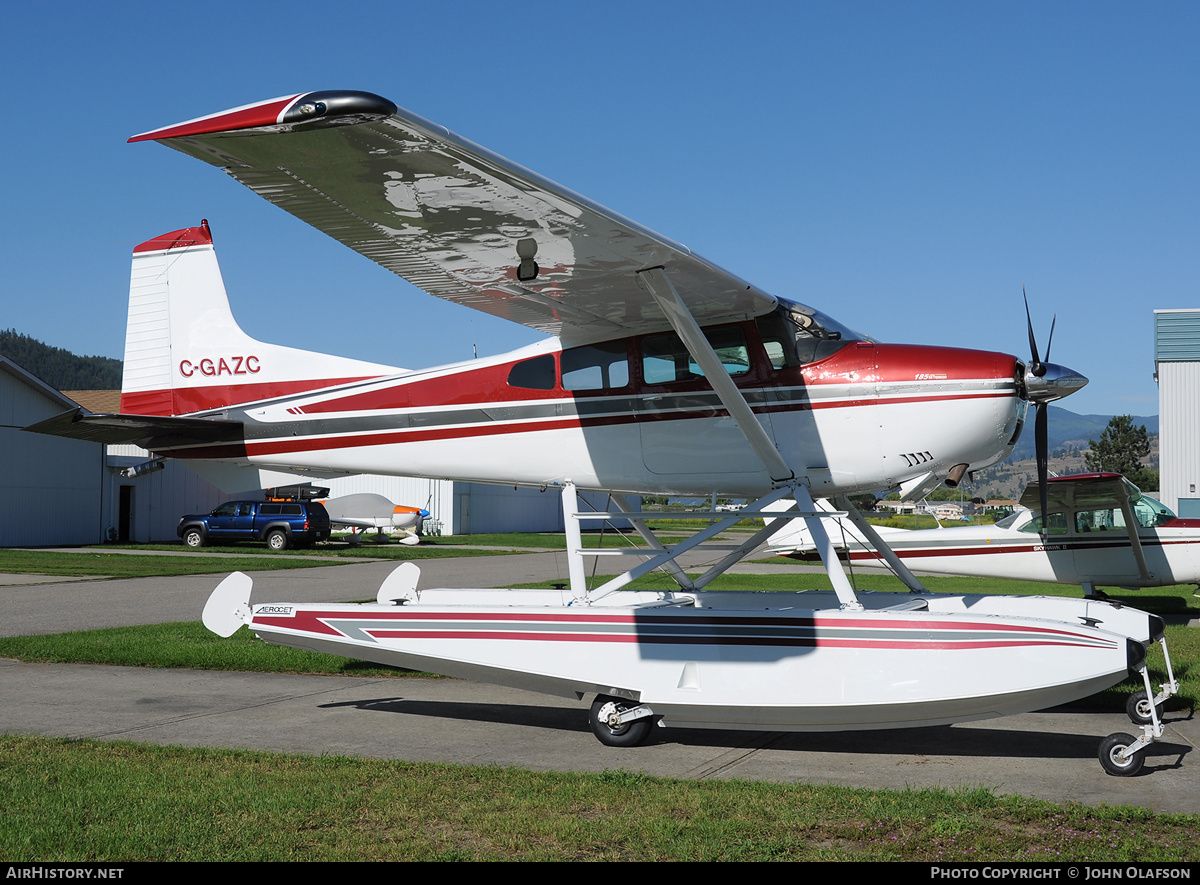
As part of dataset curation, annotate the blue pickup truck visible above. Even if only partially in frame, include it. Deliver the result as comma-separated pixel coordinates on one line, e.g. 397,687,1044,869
177,500,332,550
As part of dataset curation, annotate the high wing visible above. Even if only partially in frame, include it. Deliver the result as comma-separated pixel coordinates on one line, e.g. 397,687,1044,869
1018,473,1140,516
129,90,776,343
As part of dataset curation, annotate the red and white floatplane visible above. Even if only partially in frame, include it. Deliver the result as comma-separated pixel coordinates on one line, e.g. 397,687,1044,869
32,90,1172,774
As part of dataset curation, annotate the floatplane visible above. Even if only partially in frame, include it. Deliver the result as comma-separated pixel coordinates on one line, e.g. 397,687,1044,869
29,90,1173,774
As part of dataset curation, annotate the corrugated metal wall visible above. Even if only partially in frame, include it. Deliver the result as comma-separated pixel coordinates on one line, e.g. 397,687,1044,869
1155,310,1200,362
1155,311,1200,514
1156,360,1200,515
0,367,104,546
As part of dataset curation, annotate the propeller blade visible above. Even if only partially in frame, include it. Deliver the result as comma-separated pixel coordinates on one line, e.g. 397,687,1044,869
1045,315,1056,363
1023,287,1041,372
1036,402,1049,535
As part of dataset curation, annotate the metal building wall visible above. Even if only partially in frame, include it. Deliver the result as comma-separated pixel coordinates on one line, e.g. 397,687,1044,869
0,362,104,546
1155,310,1200,516
105,444,228,542
1156,361,1200,515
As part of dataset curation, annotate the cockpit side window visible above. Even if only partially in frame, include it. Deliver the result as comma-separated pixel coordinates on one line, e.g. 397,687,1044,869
640,325,750,385
1075,508,1125,533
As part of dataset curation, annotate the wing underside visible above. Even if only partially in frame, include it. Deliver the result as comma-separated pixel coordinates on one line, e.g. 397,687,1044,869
130,90,776,342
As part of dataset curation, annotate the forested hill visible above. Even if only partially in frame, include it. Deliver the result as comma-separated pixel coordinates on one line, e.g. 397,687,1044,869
1009,406,1159,461
0,330,122,390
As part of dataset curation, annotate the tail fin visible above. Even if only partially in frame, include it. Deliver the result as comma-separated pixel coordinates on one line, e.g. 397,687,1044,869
120,220,402,416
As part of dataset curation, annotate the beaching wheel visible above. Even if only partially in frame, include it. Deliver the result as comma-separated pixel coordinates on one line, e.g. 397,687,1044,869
589,696,652,747
1125,689,1162,726
1098,733,1144,777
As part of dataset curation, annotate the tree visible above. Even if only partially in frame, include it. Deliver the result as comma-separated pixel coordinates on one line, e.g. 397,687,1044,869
1084,415,1155,488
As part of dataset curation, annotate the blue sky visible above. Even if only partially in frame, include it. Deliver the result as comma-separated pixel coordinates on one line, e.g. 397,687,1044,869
2,2,1195,417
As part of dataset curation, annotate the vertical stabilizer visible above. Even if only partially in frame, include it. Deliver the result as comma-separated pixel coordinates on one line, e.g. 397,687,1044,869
120,221,403,416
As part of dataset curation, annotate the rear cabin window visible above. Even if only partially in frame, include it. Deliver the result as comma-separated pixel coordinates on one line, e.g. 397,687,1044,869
641,326,750,385
507,354,557,390
561,342,630,391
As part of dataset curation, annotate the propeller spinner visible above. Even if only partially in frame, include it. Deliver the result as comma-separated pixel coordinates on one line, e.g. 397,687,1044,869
1022,289,1089,532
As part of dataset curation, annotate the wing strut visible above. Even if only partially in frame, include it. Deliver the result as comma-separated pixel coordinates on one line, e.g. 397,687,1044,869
833,495,929,594
637,267,793,483
1115,486,1154,583
557,267,864,609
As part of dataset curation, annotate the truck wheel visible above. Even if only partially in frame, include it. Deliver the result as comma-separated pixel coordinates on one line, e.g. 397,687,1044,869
183,528,205,548
267,529,289,551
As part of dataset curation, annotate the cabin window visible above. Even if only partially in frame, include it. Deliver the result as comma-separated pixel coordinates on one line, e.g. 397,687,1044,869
1019,512,1068,535
561,342,629,391
762,340,787,370
755,313,794,368
640,326,750,385
507,354,557,390
1075,508,1124,533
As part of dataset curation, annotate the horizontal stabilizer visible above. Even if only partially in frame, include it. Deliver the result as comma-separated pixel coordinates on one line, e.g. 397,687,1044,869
24,408,243,450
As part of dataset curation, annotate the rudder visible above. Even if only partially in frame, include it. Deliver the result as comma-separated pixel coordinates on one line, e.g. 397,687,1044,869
120,221,402,416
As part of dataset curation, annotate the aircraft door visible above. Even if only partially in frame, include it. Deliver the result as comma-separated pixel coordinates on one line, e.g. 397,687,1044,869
1070,506,1141,582
636,326,775,478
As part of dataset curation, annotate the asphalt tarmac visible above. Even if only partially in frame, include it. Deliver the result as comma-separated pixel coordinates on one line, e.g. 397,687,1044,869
2,552,1197,814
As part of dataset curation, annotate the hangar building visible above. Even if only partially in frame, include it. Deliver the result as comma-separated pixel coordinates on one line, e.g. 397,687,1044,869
1154,309,1200,517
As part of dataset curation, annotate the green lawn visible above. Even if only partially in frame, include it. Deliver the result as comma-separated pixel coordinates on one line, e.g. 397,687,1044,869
0,548,354,578
2,736,1196,861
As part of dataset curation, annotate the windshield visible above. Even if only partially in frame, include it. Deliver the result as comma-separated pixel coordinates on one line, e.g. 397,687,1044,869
756,299,871,367
1133,494,1176,528
994,511,1025,529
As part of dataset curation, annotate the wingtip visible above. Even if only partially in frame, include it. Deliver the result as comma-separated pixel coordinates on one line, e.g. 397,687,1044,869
128,90,396,143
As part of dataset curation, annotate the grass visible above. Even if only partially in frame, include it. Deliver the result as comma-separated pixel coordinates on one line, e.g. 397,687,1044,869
0,545,512,577
1,736,1196,861
0,548,357,578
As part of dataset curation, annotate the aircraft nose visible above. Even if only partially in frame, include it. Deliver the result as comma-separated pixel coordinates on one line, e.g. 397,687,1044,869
1024,361,1089,404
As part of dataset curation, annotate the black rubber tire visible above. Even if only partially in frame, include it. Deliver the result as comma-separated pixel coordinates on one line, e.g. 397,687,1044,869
588,695,652,747
1098,732,1145,777
182,528,205,548
1126,689,1162,726
266,529,289,551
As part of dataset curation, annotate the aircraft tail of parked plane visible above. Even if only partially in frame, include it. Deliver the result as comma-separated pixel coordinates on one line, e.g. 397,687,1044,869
120,220,403,418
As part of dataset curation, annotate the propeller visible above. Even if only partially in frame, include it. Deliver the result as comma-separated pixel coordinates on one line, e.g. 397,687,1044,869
1022,287,1088,534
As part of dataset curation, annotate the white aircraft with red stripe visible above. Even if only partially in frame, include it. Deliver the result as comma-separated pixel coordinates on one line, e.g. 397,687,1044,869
29,90,1172,775
767,473,1200,596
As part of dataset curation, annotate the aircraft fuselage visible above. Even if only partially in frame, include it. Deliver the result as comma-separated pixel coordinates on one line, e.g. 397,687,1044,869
159,306,1025,498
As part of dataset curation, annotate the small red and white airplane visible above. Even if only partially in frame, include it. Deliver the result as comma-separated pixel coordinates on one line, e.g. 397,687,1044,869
767,473,1200,595
30,90,1170,774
